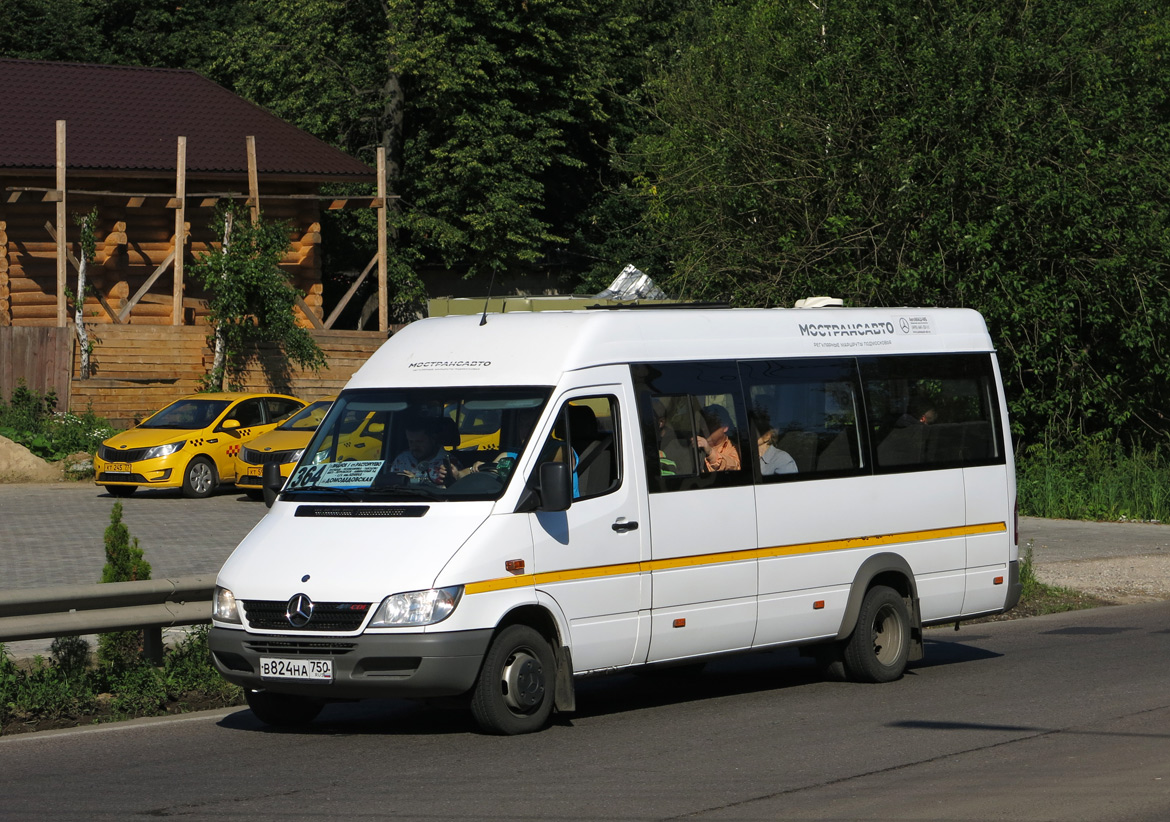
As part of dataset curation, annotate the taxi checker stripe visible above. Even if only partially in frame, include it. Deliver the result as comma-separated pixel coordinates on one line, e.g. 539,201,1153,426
462,521,1007,595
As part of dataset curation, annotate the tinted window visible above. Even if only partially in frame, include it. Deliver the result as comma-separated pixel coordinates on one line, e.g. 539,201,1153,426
739,359,866,481
860,354,1004,472
633,362,750,493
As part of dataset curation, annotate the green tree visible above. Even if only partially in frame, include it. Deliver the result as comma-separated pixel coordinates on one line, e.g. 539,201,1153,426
632,0,1170,447
386,0,681,283
98,501,152,669
189,205,327,392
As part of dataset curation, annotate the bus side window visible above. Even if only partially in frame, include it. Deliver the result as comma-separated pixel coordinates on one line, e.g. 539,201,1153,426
740,358,866,482
633,362,751,493
860,353,1005,472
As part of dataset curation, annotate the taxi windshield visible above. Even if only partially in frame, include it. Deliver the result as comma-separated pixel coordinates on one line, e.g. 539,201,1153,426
277,399,333,431
282,387,551,502
139,399,231,429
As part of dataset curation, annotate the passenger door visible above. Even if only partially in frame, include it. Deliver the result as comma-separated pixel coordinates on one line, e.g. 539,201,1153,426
632,361,759,663
528,377,651,673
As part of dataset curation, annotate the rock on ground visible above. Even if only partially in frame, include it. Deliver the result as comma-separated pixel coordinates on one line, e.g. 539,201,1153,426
0,435,63,483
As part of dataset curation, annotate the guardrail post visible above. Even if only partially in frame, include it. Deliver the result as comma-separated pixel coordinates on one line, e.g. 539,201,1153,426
143,626,164,665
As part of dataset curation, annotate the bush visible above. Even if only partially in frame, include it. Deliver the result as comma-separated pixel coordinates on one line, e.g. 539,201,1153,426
0,382,116,461
1,630,243,735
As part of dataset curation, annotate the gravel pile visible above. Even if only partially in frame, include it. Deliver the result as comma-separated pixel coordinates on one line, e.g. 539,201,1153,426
1036,555,1170,603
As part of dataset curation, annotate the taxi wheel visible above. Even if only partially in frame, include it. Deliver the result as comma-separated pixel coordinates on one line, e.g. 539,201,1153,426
107,485,137,498
181,456,217,499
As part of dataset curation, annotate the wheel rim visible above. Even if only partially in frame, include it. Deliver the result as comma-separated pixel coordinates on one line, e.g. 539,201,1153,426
189,462,213,494
500,647,545,712
871,602,905,666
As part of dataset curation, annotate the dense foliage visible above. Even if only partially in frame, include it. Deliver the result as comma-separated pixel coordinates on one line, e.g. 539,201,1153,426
631,0,1170,446
0,628,242,734
0,384,114,460
4,1,1170,446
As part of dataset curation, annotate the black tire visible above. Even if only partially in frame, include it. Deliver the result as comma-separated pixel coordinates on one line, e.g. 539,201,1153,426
470,624,555,735
106,485,137,498
842,585,911,683
181,456,216,499
245,690,323,728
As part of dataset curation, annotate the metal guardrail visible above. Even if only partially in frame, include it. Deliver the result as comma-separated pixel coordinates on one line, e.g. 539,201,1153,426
0,576,216,663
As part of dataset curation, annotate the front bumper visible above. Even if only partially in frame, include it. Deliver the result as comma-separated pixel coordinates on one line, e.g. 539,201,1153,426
209,626,493,699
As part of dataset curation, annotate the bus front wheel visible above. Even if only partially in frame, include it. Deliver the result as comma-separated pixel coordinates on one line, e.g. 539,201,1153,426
470,624,555,735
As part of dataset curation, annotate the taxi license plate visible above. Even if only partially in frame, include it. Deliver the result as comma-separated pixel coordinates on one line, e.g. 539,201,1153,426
260,657,333,682
108,462,131,473
245,466,263,477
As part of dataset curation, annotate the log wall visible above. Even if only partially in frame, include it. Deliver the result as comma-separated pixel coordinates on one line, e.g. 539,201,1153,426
68,325,385,428
0,175,324,328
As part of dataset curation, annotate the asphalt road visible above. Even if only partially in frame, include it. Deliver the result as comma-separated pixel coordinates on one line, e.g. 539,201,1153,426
1,601,1168,821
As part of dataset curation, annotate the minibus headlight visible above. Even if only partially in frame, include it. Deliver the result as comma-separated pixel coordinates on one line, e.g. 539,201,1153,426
214,586,241,623
370,586,463,627
144,441,185,460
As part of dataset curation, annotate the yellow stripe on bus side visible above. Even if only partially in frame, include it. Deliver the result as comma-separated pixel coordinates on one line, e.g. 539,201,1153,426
462,521,1006,595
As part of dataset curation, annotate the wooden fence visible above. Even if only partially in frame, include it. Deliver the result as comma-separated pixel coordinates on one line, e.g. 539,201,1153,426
67,326,386,428
0,326,73,409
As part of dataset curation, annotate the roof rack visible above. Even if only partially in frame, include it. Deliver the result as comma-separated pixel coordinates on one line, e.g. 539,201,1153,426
585,302,731,311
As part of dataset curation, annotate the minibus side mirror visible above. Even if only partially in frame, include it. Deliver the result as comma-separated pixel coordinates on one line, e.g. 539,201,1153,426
262,461,283,508
538,462,572,512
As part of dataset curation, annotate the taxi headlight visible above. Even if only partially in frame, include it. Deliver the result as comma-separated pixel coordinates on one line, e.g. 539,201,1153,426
144,441,185,460
369,586,463,627
214,586,241,623
287,449,305,464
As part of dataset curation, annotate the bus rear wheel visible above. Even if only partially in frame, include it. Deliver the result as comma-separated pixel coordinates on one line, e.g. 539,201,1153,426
842,585,910,683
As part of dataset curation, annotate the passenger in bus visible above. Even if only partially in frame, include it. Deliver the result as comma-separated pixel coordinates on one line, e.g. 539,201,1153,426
896,400,937,428
697,404,740,472
390,415,460,486
757,428,798,476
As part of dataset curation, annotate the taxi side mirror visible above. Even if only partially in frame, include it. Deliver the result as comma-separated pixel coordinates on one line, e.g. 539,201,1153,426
220,419,241,434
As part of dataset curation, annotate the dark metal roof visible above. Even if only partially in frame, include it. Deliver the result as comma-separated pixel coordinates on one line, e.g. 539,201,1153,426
0,59,373,181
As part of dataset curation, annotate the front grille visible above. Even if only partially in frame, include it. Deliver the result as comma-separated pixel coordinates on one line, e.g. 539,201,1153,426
99,472,147,483
100,444,151,462
240,447,297,465
244,639,358,656
243,600,371,632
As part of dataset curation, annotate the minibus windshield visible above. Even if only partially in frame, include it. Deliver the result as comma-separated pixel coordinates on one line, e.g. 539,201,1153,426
281,387,552,503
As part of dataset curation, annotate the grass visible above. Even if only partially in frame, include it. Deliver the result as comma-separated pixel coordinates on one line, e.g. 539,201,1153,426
1017,437,1170,522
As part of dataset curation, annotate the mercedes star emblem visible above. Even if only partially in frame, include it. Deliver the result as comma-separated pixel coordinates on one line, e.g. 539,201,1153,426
286,593,315,627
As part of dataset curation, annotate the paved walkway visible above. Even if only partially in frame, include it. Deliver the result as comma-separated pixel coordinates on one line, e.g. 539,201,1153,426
0,482,266,590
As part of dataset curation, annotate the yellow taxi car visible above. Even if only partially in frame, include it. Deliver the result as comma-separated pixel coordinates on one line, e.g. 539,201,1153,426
233,396,334,499
94,392,306,498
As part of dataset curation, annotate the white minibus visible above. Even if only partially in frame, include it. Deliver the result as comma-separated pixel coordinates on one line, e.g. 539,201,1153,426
209,305,1020,734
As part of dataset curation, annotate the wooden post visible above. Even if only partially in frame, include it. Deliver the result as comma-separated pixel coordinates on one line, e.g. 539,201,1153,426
246,136,259,224
173,136,187,325
377,146,388,333
56,120,67,327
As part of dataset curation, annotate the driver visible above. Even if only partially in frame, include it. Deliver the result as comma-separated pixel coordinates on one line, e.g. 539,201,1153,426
389,416,459,486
